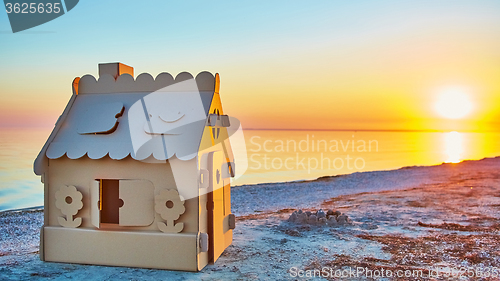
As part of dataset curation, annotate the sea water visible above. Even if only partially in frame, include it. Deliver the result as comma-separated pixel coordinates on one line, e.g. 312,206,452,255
1,128,500,211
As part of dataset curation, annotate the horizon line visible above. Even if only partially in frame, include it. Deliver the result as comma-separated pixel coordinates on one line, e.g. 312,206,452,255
242,128,500,133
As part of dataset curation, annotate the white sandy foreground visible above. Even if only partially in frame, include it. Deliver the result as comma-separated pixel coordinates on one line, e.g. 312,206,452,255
1,157,500,280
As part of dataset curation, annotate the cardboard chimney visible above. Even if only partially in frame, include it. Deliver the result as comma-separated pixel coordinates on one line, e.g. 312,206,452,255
34,62,236,271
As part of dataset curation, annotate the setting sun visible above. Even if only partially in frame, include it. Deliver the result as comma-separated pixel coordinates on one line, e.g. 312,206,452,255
434,87,473,119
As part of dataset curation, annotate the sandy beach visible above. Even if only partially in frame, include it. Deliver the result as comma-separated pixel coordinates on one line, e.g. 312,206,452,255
1,157,499,280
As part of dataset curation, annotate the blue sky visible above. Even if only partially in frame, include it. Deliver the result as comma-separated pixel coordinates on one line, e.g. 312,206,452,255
1,0,500,130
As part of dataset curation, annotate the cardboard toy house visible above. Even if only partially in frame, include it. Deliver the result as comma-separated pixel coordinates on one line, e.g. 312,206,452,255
34,62,236,271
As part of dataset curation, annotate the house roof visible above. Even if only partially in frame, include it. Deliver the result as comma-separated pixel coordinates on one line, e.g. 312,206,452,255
34,71,218,175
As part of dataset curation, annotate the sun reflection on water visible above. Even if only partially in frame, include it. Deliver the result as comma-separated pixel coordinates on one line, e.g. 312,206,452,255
444,131,464,163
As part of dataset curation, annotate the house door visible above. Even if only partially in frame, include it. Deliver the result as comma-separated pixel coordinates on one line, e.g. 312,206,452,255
206,151,225,263
90,179,155,228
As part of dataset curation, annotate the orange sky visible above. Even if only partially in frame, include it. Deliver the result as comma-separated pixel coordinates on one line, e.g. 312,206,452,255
1,1,500,131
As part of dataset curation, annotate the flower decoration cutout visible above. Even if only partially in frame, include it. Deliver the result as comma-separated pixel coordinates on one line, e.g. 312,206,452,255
155,189,185,233
55,185,83,228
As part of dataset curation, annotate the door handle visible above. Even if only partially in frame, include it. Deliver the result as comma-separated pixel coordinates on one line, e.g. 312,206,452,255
199,169,209,189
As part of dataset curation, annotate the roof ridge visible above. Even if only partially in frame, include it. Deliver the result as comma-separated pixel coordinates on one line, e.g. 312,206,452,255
78,71,219,95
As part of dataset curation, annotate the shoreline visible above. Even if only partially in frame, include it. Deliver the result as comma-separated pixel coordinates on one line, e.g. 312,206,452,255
2,156,499,215
232,156,500,216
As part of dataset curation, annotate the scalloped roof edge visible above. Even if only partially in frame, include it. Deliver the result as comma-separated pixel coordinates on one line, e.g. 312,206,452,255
77,71,220,95
46,151,197,162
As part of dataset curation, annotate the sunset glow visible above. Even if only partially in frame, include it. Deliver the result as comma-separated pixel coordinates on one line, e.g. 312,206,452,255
0,1,499,132
434,87,474,120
